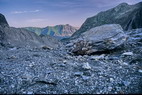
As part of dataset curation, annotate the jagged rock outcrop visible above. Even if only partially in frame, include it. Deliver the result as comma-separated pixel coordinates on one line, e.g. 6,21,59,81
67,24,127,55
0,13,9,27
0,13,60,48
23,24,78,39
72,2,142,39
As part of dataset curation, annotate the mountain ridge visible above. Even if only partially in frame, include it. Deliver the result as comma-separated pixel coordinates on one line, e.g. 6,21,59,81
71,2,142,39
23,24,78,39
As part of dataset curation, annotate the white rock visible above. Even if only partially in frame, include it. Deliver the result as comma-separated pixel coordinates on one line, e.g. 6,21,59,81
9,47,17,51
66,43,74,47
82,62,91,70
27,91,33,94
108,87,113,91
122,52,133,56
110,78,114,82
123,62,128,65
63,60,67,64
91,54,105,60
138,69,142,73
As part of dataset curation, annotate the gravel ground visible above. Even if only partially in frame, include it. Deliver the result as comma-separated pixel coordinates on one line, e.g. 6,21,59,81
0,29,142,94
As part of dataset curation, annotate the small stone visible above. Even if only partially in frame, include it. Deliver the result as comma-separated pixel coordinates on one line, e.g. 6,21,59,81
108,87,113,91
74,72,83,76
8,55,17,59
122,52,133,56
83,55,88,58
29,62,35,67
9,47,17,51
11,84,15,88
27,91,33,94
110,78,114,82
63,60,67,64
59,64,66,67
42,46,53,50
123,62,128,65
82,76,90,80
66,43,74,47
82,62,91,70
123,81,130,86
138,69,142,73
90,54,105,60
77,55,82,59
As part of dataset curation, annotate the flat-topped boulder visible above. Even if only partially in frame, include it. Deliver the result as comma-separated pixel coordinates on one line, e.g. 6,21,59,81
67,24,127,55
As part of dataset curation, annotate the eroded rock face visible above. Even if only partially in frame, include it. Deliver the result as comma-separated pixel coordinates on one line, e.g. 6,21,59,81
67,24,127,55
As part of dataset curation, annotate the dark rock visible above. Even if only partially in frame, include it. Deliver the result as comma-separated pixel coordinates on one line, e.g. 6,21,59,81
0,13,9,27
69,24,127,55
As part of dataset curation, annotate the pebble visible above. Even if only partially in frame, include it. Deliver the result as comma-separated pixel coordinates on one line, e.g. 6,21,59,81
110,78,114,82
65,43,74,47
63,60,67,64
9,47,17,51
82,76,90,80
90,54,105,60
8,55,17,59
123,81,130,86
82,62,91,70
138,69,142,73
108,87,113,91
122,52,133,56
11,84,15,88
74,72,83,76
27,91,33,94
123,62,128,65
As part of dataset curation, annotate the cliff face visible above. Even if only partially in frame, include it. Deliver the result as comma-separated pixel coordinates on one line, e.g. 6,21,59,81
0,13,9,27
23,24,78,38
72,2,142,38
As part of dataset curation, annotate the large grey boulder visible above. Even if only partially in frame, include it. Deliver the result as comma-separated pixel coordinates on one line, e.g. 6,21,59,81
68,24,127,55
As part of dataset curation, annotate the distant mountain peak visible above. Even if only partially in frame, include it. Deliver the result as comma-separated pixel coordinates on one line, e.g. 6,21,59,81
23,24,78,39
117,2,128,6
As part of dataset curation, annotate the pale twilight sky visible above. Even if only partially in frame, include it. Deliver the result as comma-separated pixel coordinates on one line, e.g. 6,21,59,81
0,0,142,27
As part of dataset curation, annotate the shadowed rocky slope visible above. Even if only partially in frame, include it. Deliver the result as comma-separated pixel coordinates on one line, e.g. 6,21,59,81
0,14,61,49
72,2,142,39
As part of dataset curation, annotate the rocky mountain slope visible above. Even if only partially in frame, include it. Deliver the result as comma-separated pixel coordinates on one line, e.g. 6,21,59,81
0,2,142,94
0,14,61,49
23,24,78,39
0,27,142,94
72,2,142,38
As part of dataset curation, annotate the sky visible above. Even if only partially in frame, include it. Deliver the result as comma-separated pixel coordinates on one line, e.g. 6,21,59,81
0,0,142,28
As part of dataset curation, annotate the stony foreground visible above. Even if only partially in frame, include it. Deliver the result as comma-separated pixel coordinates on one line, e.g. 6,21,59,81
0,31,142,94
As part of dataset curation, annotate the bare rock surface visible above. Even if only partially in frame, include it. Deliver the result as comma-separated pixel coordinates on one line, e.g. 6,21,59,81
67,24,127,55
